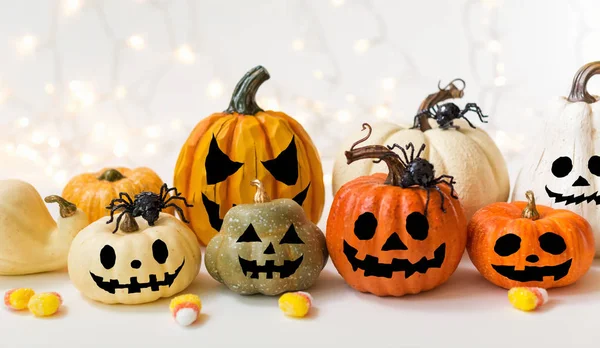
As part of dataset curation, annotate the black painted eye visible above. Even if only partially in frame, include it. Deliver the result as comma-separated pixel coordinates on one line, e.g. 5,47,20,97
494,234,521,256
205,135,243,185
280,224,304,244
589,156,600,176
152,239,169,264
237,224,262,242
261,136,298,185
551,157,572,178
100,245,116,269
354,212,378,240
406,212,428,241
539,232,567,255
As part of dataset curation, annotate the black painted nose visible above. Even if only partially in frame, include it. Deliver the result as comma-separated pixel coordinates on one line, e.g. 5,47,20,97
131,260,142,269
573,176,590,187
263,242,275,255
525,255,539,263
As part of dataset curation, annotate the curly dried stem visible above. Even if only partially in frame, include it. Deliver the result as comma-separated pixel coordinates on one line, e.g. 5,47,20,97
567,61,600,103
98,168,126,182
521,190,540,221
345,123,406,186
44,195,77,218
120,212,140,233
417,79,465,131
251,179,271,203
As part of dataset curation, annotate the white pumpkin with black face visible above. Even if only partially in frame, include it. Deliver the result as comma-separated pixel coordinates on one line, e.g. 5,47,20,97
68,212,201,304
512,61,600,255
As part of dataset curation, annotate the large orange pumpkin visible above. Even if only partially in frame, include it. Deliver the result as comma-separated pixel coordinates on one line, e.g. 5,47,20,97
467,190,594,289
62,167,172,223
174,66,325,245
326,124,467,296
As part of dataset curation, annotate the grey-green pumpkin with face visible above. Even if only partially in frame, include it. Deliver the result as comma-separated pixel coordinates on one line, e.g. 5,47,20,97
205,180,328,295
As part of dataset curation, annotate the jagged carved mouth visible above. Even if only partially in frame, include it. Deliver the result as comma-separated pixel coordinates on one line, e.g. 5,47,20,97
343,241,446,279
202,183,311,231
492,259,572,282
90,259,185,294
545,186,600,205
238,255,304,279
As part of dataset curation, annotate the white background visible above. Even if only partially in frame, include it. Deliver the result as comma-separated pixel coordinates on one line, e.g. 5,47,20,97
1,0,600,347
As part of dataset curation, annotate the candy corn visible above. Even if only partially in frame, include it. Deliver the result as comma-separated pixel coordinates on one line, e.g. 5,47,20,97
508,287,548,311
4,288,35,310
279,291,313,318
170,294,202,326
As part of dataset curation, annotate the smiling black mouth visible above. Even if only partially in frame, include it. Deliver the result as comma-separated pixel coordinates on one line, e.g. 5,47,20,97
202,183,311,231
238,255,304,279
90,259,185,294
343,241,446,279
545,186,600,205
492,259,572,282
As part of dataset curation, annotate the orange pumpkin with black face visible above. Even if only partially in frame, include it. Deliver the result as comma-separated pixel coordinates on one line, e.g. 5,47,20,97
174,66,324,245
467,191,594,289
326,124,467,296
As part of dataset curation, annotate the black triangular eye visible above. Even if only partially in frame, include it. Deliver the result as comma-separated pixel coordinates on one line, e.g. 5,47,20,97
261,136,298,185
280,224,304,244
205,135,243,185
237,224,261,242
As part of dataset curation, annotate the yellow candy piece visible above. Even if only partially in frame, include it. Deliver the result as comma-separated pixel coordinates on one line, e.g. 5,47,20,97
4,288,35,310
170,294,202,326
169,294,202,314
508,287,548,312
28,292,62,317
279,291,312,318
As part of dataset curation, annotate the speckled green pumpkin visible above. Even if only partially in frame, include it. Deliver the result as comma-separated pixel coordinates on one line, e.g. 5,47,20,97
205,180,328,295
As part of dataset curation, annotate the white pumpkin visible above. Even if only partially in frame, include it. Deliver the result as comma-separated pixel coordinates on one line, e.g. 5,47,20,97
512,61,600,255
0,180,89,275
68,212,201,304
332,82,510,219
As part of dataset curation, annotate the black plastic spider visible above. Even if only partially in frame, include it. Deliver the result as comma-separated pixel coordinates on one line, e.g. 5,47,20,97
384,142,458,214
106,183,193,233
413,102,488,130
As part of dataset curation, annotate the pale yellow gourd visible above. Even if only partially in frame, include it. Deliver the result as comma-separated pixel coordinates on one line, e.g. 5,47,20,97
332,81,510,219
0,179,89,275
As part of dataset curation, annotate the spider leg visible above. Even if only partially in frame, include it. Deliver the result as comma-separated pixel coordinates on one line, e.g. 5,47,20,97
164,195,194,207
441,122,460,130
415,143,426,158
119,192,134,204
165,203,190,223
434,175,459,199
106,197,126,209
412,110,434,129
431,185,447,213
462,103,488,123
161,185,181,202
106,203,129,223
459,116,476,129
405,143,415,161
111,211,127,233
423,187,431,215
386,144,409,166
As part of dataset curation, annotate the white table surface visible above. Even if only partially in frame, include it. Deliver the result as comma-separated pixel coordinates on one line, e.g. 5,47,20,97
1,251,600,348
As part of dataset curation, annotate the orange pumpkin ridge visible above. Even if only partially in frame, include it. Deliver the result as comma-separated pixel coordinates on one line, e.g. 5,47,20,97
467,190,594,289
174,66,324,245
327,123,467,297
62,167,172,223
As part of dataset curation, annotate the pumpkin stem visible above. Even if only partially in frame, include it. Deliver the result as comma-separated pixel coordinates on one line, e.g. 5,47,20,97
345,123,407,186
44,195,77,218
521,190,540,221
120,212,140,233
98,168,126,182
415,78,465,132
251,179,271,203
225,66,270,115
567,61,600,103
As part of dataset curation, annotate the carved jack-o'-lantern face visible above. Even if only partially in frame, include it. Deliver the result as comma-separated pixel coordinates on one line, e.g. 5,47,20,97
545,155,600,204
68,213,202,304
174,66,325,245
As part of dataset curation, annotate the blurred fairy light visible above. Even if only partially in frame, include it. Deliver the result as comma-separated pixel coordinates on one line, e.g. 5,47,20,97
259,97,280,111
115,86,127,99
331,0,345,7
45,83,55,95
313,70,324,80
47,137,60,148
31,130,46,145
127,35,145,50
291,39,305,51
381,77,396,90
144,125,162,138
113,140,129,158
16,35,37,55
79,153,96,166
176,45,195,64
170,119,182,130
353,39,370,54
53,170,68,185
144,143,157,154
487,40,502,53
15,117,29,128
69,80,96,106
494,76,506,86
345,94,356,103
336,110,352,123
63,0,82,16
206,79,224,98
375,105,390,119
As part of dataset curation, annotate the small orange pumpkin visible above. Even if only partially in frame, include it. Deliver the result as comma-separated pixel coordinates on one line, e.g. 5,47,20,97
326,124,467,296
467,190,595,289
62,167,172,223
